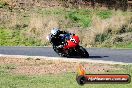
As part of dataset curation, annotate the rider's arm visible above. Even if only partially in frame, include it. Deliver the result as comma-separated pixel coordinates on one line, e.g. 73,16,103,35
60,30,75,36
59,31,68,34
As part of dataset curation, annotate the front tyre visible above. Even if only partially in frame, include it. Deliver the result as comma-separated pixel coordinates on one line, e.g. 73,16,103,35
78,46,89,58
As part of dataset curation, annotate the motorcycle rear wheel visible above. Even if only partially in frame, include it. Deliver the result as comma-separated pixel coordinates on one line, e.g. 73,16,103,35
53,47,68,57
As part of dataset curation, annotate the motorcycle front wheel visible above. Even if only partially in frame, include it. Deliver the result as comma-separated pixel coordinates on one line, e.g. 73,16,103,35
77,46,89,58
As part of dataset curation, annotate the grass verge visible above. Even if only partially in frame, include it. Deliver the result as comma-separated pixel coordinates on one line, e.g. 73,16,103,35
0,28,43,46
113,42,132,49
0,57,131,88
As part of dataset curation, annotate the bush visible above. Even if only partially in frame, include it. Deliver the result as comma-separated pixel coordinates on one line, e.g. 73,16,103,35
95,33,111,43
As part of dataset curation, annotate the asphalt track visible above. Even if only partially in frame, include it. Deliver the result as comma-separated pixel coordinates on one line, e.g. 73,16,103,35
0,47,132,63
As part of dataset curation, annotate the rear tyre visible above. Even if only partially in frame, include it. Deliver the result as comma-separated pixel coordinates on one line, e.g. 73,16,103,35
78,46,89,58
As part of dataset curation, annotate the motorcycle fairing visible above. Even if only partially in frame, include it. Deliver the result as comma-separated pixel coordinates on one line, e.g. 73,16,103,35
64,35,80,49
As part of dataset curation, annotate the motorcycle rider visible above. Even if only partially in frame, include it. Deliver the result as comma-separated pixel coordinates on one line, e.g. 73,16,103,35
50,28,69,49
47,28,75,56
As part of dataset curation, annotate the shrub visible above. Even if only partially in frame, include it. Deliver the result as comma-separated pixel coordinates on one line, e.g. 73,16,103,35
95,33,111,43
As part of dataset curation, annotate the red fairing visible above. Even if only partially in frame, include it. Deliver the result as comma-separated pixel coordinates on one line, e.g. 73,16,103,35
72,36,80,44
64,35,80,49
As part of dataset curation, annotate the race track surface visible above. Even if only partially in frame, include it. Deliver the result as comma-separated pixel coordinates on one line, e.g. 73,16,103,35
0,47,132,63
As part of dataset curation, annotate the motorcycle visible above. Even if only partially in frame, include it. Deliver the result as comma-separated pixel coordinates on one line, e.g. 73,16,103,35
46,33,89,58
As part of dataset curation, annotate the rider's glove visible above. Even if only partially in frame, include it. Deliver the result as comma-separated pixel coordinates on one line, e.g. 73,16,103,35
70,32,75,36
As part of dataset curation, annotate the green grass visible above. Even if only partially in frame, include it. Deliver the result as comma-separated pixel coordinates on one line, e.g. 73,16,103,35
66,9,92,28
36,8,112,28
0,28,43,46
0,64,131,88
65,9,112,28
97,10,112,19
114,42,132,49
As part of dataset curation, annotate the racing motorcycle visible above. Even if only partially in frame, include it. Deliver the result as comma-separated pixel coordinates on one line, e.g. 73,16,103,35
46,33,89,58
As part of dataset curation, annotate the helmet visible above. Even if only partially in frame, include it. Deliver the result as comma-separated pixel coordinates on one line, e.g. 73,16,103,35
51,28,59,35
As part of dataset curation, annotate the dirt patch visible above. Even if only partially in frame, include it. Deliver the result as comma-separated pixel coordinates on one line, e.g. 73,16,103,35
0,57,122,75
